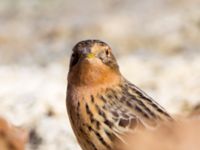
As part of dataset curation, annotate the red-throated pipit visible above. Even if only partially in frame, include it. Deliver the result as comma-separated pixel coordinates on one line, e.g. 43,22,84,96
66,40,173,150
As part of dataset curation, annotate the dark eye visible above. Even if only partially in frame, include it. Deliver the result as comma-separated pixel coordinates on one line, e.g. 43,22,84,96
72,53,76,57
105,49,109,56
70,53,79,67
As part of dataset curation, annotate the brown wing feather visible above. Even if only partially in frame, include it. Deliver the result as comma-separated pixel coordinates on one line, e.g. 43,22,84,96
101,79,173,139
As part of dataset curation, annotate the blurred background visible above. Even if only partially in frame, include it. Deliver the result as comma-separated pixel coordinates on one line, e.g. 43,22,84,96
0,0,200,149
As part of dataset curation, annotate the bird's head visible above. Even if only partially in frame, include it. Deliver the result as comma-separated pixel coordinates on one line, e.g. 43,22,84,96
68,40,121,87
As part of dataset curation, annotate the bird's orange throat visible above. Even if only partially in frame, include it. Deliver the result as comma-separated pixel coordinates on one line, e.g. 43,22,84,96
68,58,121,88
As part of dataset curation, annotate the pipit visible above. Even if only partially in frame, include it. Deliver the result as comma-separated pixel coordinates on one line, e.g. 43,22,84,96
66,40,173,150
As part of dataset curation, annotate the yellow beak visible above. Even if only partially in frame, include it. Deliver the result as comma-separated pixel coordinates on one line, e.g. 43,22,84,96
86,53,95,58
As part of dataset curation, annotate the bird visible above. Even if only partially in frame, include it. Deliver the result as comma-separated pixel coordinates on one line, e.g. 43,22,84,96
66,39,173,150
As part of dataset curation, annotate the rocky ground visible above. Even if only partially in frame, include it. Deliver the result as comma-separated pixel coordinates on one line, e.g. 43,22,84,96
0,0,200,150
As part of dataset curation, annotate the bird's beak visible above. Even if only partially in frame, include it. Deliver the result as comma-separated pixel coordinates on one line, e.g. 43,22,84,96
80,47,95,59
86,53,95,59
80,53,95,60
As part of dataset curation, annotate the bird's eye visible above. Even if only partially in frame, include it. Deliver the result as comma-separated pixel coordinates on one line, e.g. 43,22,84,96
72,53,76,57
105,49,109,56
70,53,79,67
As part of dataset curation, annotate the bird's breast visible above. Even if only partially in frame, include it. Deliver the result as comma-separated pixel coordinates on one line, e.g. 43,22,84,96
67,85,119,150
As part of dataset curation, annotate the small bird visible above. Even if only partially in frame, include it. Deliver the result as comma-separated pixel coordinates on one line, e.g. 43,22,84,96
66,40,173,150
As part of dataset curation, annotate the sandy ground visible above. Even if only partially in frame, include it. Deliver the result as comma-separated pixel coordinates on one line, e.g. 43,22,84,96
0,0,200,149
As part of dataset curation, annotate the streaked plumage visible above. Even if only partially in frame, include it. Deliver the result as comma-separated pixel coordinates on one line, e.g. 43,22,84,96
66,40,173,150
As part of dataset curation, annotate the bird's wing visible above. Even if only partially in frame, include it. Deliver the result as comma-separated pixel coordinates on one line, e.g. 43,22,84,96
102,79,173,136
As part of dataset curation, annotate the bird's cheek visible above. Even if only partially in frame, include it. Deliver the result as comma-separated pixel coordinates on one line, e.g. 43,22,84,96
97,53,106,60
